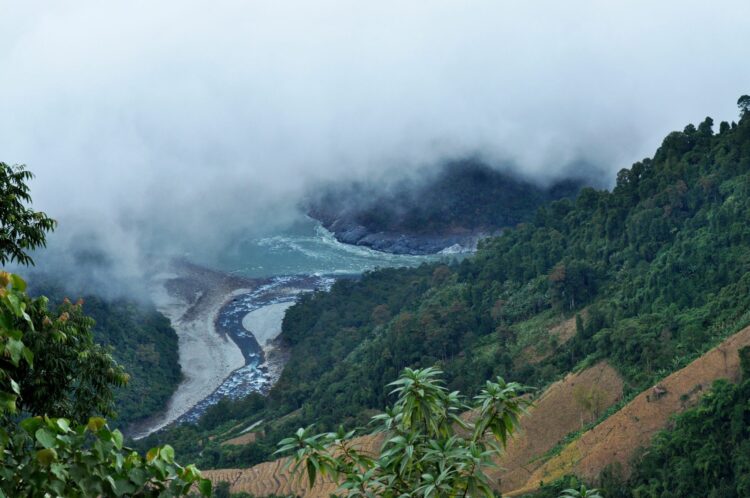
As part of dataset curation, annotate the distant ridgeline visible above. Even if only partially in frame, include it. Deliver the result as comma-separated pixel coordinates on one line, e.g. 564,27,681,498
307,160,586,254
142,103,750,492
28,278,181,429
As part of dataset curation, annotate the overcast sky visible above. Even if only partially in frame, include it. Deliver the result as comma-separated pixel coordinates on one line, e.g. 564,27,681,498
1,1,749,263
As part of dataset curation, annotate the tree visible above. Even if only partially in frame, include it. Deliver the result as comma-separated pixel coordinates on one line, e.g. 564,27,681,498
559,485,604,498
0,164,210,496
13,290,130,422
276,367,530,497
0,273,212,497
738,95,750,118
0,163,56,265
1,415,210,497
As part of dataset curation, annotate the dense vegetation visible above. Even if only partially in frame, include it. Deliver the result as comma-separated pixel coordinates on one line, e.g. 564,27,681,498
144,98,750,477
27,280,182,428
309,159,584,235
0,162,208,496
0,163,56,266
0,274,209,497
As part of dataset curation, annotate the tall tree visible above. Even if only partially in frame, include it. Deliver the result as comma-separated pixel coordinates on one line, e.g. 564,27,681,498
738,95,750,117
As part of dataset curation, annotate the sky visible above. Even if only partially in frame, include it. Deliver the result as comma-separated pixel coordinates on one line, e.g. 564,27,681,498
1,0,749,276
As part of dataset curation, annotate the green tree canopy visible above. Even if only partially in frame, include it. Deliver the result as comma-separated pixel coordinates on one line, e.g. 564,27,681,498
0,163,56,266
738,95,750,117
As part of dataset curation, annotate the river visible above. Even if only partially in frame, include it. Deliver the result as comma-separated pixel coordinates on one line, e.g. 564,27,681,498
134,218,462,437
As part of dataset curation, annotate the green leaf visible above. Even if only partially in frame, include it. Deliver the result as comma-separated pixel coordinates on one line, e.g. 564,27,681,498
128,467,148,486
35,428,57,449
6,293,23,316
159,444,175,464
307,460,316,487
6,338,25,365
182,464,201,480
10,274,26,292
112,429,124,449
199,478,213,496
112,478,136,497
36,447,58,465
87,417,106,433
50,462,68,481
21,346,33,366
56,418,71,433
0,392,18,413
20,416,43,434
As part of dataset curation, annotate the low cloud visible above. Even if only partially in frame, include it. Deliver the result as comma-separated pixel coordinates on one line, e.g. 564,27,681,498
1,0,748,285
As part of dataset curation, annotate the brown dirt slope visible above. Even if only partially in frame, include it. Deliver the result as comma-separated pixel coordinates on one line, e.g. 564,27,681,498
490,361,623,494
204,362,623,497
205,434,383,497
221,432,258,446
505,324,750,497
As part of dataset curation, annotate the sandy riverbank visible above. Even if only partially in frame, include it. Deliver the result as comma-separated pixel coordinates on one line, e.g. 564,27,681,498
241,301,295,351
131,262,255,439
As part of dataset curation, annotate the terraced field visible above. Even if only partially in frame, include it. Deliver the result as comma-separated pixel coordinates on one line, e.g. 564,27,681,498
204,326,750,497
203,361,623,496
505,325,750,496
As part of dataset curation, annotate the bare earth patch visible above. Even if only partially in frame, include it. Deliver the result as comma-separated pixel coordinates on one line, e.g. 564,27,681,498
518,310,586,366
505,325,750,496
489,361,623,493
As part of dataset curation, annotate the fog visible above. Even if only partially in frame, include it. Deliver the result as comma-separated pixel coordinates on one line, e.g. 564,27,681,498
1,1,749,287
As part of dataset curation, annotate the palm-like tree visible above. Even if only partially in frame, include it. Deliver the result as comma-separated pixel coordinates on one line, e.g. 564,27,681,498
559,484,604,498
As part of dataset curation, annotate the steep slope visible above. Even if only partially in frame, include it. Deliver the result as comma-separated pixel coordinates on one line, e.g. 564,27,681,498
489,361,622,492
203,362,624,496
155,102,750,474
308,159,585,254
505,324,750,496
27,278,182,428
204,325,750,497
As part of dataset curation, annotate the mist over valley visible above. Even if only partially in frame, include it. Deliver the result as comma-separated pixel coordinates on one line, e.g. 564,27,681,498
1,2,750,497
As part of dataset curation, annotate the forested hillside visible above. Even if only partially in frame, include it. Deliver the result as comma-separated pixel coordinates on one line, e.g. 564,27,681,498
28,279,182,428
144,99,750,490
308,160,584,253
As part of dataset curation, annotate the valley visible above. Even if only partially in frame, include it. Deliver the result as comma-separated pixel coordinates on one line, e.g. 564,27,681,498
139,106,750,496
2,4,749,496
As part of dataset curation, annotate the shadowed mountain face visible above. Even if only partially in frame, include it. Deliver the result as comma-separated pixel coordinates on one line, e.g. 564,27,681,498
307,160,586,254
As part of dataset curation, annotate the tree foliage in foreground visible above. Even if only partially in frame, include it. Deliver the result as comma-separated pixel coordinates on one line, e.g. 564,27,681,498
0,160,208,496
28,279,183,428
0,272,210,496
276,367,530,498
0,163,56,266
0,273,211,498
